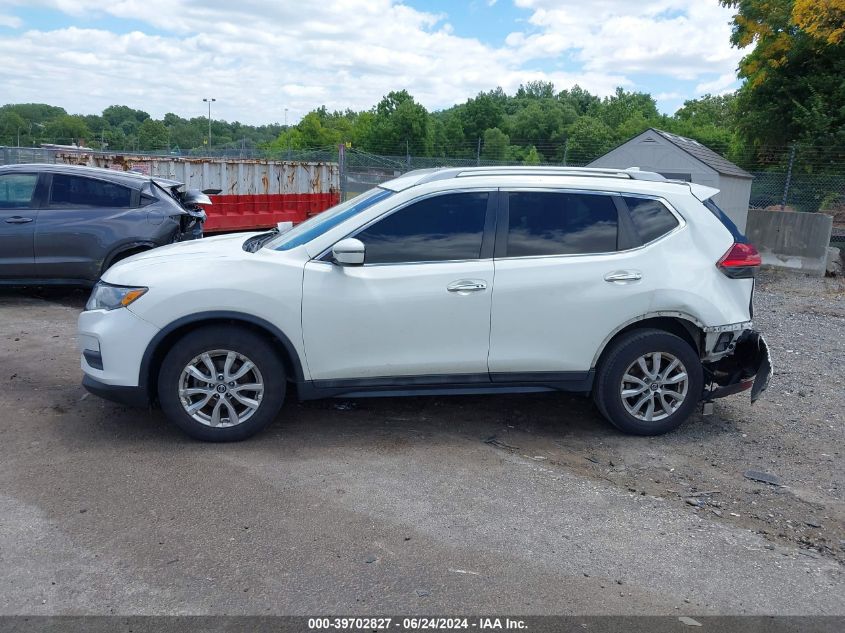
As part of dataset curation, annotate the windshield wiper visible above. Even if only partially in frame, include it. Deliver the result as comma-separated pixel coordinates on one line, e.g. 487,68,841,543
242,229,279,253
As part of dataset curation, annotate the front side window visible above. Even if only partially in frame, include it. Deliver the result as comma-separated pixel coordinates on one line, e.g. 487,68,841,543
49,174,132,208
355,192,488,264
0,173,38,209
505,191,618,257
624,196,679,244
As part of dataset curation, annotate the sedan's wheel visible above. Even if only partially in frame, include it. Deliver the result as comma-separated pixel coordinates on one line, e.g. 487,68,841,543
158,326,285,441
178,349,265,428
593,329,702,436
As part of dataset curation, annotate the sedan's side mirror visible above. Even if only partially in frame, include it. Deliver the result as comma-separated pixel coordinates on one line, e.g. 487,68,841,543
332,238,365,266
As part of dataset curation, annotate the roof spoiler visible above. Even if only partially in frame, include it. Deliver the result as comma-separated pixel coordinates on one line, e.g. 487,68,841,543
689,183,720,202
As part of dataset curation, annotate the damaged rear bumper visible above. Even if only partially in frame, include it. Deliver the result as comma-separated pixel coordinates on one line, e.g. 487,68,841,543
702,330,772,403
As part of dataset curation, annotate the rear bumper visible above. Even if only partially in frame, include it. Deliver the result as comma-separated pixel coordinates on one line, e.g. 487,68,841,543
82,374,150,408
703,330,772,403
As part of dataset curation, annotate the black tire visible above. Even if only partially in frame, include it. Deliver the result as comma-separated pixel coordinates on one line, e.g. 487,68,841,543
157,325,286,442
593,328,703,436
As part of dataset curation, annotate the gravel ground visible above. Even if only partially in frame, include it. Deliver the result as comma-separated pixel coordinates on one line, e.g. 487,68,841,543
0,270,843,615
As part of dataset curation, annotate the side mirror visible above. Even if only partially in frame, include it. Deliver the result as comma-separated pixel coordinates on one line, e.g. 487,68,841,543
332,238,365,266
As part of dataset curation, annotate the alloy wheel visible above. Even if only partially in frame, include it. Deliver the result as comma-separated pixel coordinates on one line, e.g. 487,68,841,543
178,349,264,427
620,351,689,422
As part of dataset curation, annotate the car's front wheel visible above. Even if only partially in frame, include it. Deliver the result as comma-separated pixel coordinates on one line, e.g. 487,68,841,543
593,329,703,436
157,325,286,441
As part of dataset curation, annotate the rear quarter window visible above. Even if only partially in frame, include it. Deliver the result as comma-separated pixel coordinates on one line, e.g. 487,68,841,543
623,196,679,244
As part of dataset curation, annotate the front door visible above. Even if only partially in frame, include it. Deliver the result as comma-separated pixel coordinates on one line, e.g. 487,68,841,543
0,172,39,279
302,191,496,382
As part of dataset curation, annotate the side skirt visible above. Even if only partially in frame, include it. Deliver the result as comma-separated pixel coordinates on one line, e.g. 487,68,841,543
295,371,595,401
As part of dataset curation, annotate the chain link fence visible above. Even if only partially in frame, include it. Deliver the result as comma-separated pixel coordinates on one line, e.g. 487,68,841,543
3,143,843,242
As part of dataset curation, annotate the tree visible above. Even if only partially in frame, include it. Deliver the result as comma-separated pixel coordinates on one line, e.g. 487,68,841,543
481,127,510,161
720,0,845,154
0,110,26,145
792,0,845,45
459,91,505,143
102,105,149,127
565,116,616,165
364,90,430,155
597,88,660,131
523,145,542,165
509,100,577,160
558,85,600,115
43,115,92,146
515,81,556,100
675,94,737,128
138,119,170,151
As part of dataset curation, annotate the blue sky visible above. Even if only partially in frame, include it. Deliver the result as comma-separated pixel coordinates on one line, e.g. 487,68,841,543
0,1,743,124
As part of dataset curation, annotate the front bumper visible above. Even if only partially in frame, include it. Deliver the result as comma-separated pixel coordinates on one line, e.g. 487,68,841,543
82,374,149,407
703,330,772,403
78,306,160,394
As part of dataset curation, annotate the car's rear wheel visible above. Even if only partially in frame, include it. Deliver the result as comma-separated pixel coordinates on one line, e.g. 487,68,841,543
157,325,285,441
593,329,702,436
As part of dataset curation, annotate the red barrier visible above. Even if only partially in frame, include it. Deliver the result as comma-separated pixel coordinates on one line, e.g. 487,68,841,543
203,192,340,232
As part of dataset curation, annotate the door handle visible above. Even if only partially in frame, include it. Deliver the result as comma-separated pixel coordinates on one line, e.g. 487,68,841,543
447,280,487,293
5,216,33,224
604,270,642,283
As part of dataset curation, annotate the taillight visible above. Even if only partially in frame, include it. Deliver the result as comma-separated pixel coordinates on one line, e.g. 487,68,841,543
717,242,761,279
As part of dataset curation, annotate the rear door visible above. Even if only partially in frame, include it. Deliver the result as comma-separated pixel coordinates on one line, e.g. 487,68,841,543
35,172,135,281
488,189,663,379
0,172,40,279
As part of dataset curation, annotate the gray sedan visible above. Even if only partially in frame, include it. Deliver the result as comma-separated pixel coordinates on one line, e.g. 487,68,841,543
0,163,206,286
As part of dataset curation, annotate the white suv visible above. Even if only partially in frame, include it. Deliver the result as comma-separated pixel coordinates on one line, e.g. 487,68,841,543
78,166,772,441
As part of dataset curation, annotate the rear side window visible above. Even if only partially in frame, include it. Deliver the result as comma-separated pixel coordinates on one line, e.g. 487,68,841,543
356,192,488,264
505,191,618,257
0,173,38,209
50,174,132,208
623,196,679,243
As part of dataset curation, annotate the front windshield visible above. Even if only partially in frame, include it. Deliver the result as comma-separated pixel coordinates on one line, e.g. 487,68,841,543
265,187,394,251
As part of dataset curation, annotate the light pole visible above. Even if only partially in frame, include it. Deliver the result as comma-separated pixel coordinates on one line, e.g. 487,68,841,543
284,108,288,128
203,97,216,152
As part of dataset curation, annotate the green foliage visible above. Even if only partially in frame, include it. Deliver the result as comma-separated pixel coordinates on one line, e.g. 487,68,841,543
459,91,505,142
522,145,542,165
720,0,845,161
137,119,170,151
364,90,431,155
481,128,510,161
43,115,92,146
565,116,616,164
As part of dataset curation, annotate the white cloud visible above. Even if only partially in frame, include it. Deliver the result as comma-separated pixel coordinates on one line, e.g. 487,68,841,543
0,13,23,28
0,0,742,123
695,72,740,95
508,1,743,80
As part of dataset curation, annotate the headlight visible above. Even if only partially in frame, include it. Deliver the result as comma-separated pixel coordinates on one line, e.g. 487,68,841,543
85,282,148,311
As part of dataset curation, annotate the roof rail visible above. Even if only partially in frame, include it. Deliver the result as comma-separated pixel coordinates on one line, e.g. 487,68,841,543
415,165,667,185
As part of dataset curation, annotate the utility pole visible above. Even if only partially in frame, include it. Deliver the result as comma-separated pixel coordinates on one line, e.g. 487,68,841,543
203,97,216,153
476,137,481,166
284,108,288,128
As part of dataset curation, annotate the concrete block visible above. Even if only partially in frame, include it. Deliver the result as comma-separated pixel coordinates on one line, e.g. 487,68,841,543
746,209,833,277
